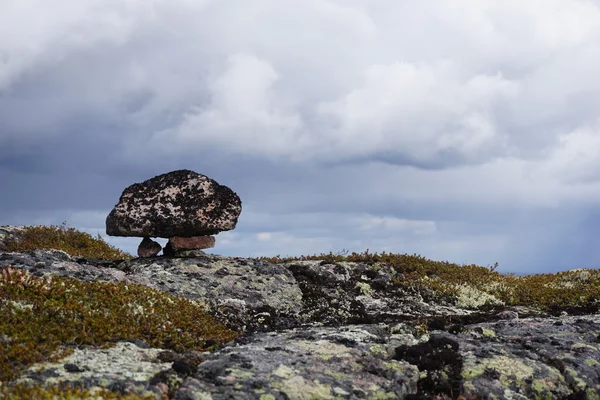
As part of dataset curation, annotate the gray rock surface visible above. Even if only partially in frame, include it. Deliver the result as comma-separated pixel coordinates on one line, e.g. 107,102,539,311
453,315,600,399
0,251,479,333
17,342,173,399
174,324,420,400
106,170,242,238
1,246,599,399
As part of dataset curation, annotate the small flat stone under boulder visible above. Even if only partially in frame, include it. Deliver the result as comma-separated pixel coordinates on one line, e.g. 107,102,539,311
106,170,242,238
168,236,215,250
162,236,215,258
137,237,162,258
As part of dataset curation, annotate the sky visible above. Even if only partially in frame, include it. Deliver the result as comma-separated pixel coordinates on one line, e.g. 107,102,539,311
2,0,600,274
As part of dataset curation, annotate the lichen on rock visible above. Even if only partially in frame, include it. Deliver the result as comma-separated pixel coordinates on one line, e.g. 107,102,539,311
2,226,600,399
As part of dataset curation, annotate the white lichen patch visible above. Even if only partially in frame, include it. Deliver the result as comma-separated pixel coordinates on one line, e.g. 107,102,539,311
547,268,596,290
3,299,34,312
355,282,374,297
272,364,296,379
272,376,334,400
455,285,504,309
17,341,172,386
293,340,353,358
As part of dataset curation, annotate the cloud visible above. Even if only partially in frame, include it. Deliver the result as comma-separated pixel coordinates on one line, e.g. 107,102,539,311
537,124,600,184
2,0,600,273
317,63,518,167
0,0,151,91
152,53,306,159
350,215,436,235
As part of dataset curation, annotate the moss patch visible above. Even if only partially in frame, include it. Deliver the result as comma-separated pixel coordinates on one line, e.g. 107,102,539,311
0,266,237,384
0,383,157,399
2,223,132,260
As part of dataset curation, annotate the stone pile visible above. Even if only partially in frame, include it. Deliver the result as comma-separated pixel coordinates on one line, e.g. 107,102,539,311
106,170,242,257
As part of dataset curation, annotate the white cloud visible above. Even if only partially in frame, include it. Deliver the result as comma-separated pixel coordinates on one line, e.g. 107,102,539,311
536,124,600,184
317,63,518,165
153,53,306,158
351,215,436,235
0,0,156,90
4,0,600,169
3,0,600,272
256,232,273,242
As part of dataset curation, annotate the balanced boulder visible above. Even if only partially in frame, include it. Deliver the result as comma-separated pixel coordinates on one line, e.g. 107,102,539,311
106,170,242,238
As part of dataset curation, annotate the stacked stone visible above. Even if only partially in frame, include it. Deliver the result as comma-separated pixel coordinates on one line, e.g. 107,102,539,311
106,170,242,258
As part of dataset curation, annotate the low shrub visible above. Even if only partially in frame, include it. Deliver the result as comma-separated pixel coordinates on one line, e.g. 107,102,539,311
261,250,600,314
0,266,237,383
2,223,131,260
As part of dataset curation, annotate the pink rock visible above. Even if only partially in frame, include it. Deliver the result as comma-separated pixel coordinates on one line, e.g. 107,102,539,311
106,170,242,238
137,237,162,257
168,236,216,250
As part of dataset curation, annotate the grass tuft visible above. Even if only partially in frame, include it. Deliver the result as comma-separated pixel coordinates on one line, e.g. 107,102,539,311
2,222,132,260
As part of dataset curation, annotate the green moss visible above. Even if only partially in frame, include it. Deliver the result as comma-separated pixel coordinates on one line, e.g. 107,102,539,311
261,250,600,314
0,266,237,385
2,223,132,260
0,382,157,399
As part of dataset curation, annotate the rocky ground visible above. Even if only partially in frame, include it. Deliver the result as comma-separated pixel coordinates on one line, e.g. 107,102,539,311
1,226,599,399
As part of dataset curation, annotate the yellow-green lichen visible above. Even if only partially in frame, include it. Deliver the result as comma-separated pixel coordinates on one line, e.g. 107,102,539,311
563,366,587,392
530,379,561,400
225,368,255,380
369,344,388,357
272,365,296,379
468,327,496,338
382,360,412,373
366,390,397,400
462,356,534,386
585,358,600,367
271,376,334,400
294,340,351,358
586,388,600,400
356,282,374,297
571,343,598,351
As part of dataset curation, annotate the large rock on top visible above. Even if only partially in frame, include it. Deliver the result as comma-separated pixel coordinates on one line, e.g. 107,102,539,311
106,170,241,238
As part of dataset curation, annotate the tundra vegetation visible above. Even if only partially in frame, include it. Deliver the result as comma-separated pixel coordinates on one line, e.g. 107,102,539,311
262,251,600,314
0,224,235,399
1,225,599,399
